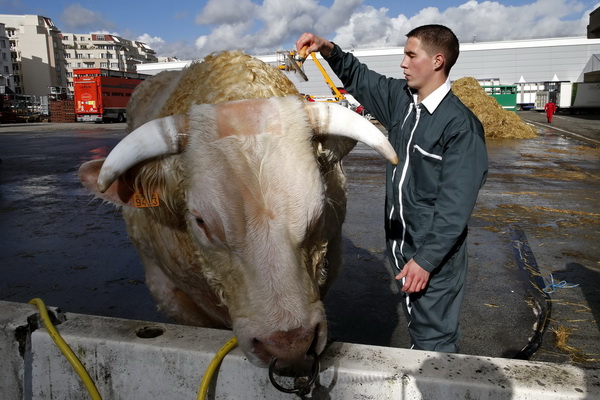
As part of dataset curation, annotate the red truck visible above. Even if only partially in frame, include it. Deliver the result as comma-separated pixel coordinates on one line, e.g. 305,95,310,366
73,68,149,123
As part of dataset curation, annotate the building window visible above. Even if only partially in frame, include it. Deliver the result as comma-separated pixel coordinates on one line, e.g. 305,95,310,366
100,62,108,68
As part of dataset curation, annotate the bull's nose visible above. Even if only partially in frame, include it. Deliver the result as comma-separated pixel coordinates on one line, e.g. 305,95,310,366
255,326,317,365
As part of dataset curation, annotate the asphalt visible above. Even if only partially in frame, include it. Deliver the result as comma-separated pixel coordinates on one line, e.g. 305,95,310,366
0,111,598,370
498,111,600,367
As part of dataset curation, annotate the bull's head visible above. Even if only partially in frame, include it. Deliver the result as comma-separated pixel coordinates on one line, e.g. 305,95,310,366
80,95,397,367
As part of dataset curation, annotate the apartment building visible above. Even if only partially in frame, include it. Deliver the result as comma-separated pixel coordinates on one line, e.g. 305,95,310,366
0,14,158,97
0,23,15,94
61,33,157,92
0,14,66,96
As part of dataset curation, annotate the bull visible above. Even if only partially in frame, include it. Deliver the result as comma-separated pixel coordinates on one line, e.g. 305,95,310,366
79,51,397,367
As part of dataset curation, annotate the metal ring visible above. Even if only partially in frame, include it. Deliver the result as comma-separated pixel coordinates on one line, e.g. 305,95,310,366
268,351,321,394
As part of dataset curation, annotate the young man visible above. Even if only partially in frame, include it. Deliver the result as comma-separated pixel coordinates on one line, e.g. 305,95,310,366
296,25,488,352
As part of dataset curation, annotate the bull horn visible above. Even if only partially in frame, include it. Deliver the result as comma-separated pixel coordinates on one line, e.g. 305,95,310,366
97,115,188,193
305,102,398,165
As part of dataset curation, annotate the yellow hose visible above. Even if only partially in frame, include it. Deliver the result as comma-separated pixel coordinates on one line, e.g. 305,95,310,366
197,336,238,399
29,297,236,400
28,298,102,400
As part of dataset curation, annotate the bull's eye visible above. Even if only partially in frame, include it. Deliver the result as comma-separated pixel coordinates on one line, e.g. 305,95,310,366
190,210,218,243
194,215,214,241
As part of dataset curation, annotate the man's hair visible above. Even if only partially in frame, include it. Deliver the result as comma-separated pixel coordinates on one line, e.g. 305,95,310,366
407,24,459,75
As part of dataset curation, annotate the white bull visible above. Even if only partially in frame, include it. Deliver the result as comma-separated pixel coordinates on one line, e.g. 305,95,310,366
79,51,397,367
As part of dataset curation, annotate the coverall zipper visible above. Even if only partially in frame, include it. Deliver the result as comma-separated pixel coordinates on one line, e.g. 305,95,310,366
390,102,421,270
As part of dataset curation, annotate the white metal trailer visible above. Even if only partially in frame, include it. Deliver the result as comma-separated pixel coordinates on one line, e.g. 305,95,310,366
535,82,600,112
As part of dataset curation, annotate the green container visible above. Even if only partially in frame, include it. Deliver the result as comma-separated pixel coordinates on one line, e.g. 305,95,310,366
482,85,518,111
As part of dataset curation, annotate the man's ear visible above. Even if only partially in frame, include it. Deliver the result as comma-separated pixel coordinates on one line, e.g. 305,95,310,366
433,53,445,72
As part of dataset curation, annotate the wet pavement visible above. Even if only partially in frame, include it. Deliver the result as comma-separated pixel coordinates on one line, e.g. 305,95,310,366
0,113,598,369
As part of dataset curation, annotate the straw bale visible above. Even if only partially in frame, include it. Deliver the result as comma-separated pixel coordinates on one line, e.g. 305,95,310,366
452,77,537,139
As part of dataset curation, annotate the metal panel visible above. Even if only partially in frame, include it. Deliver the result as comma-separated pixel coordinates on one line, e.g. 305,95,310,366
2,300,599,399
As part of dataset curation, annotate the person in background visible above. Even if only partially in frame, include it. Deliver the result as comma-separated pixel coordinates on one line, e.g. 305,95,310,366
296,25,488,353
545,100,557,123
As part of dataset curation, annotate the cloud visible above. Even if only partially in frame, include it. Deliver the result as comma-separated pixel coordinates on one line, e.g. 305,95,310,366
58,3,115,32
332,6,410,48
194,20,256,54
331,0,596,48
190,0,365,57
195,0,259,25
152,0,599,59
137,33,165,49
315,0,363,34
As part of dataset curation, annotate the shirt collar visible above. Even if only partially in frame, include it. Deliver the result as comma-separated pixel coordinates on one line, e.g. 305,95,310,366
412,78,451,114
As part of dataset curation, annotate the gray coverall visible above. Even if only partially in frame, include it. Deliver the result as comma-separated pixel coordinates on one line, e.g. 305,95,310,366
325,44,488,352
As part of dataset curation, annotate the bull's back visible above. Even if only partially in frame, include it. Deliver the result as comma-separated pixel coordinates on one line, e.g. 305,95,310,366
159,51,300,117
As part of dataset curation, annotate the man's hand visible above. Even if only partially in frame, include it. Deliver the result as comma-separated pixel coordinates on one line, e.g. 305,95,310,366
395,258,430,293
296,33,334,58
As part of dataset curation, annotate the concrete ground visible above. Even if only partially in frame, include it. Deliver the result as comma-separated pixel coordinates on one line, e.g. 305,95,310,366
508,110,600,367
0,111,598,370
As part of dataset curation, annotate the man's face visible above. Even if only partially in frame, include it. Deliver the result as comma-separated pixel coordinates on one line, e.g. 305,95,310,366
401,36,437,91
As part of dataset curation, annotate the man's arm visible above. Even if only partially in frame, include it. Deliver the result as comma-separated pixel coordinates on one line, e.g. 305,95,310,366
412,116,488,274
295,33,403,130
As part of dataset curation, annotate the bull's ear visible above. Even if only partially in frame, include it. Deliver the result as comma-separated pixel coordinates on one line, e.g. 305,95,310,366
312,136,357,165
79,159,138,207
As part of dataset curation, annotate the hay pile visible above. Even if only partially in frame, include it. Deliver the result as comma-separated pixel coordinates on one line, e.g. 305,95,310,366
452,77,537,139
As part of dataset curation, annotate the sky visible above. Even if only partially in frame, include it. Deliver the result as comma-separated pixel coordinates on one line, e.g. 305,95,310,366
3,0,599,59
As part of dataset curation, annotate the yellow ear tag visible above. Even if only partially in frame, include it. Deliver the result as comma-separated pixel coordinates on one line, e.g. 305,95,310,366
133,192,160,208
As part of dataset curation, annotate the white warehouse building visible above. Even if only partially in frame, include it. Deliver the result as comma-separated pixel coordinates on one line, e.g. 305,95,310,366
137,36,600,109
